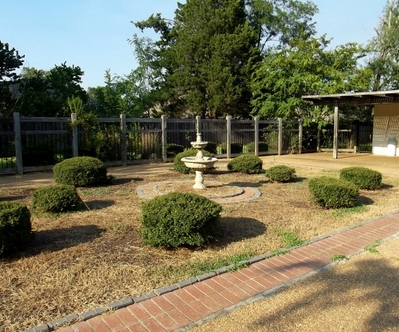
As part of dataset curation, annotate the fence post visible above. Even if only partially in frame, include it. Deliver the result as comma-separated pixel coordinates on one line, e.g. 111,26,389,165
71,113,78,157
254,117,259,156
298,120,303,154
161,115,167,162
226,115,232,158
120,114,127,166
278,118,283,155
196,115,201,137
13,112,23,175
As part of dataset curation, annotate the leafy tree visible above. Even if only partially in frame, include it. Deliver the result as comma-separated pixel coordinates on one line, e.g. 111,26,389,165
366,0,399,90
251,37,369,126
17,62,87,116
246,0,318,54
134,0,260,118
0,41,24,116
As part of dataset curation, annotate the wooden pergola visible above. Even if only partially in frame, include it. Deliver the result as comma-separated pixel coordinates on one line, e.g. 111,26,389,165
302,90,399,158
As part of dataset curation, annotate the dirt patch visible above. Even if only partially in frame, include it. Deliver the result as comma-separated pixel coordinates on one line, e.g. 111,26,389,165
1,168,399,331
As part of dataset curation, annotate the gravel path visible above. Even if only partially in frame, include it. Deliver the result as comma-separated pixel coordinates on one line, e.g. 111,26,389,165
190,237,399,332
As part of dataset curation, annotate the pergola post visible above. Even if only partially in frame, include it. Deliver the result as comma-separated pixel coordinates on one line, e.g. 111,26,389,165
333,104,339,159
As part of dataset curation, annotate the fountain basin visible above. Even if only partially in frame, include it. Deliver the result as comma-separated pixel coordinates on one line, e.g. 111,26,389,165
181,156,218,169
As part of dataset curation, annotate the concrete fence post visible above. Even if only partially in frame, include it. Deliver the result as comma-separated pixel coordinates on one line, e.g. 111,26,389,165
254,117,259,156
13,112,23,175
278,118,283,155
120,114,127,166
71,113,78,157
161,115,167,162
226,115,232,158
298,120,303,154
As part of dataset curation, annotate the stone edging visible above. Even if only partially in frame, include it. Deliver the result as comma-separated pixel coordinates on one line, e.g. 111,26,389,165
23,210,399,332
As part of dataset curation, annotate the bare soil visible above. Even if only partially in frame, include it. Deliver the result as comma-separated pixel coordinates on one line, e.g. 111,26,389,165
1,165,399,331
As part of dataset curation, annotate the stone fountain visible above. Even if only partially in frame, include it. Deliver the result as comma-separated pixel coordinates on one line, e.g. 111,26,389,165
181,132,218,189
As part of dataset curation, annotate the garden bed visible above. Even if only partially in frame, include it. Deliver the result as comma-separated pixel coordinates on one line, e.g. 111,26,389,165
1,166,398,331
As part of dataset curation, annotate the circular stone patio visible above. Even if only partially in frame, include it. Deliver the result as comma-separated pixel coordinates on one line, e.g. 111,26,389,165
136,180,261,204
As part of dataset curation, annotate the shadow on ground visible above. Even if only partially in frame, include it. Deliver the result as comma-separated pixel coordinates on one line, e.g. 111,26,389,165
248,256,399,331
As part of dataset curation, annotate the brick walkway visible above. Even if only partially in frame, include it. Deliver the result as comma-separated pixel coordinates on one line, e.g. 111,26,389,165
42,211,399,332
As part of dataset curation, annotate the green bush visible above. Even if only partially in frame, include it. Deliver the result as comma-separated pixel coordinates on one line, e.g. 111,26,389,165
246,142,268,153
308,176,359,209
53,156,108,186
0,202,33,256
205,142,217,154
166,143,185,158
173,148,215,174
266,165,296,182
227,155,263,174
219,142,243,154
32,184,81,212
141,192,222,247
339,167,382,190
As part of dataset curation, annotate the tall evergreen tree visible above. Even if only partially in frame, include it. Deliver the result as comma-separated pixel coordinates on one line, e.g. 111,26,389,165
135,0,260,118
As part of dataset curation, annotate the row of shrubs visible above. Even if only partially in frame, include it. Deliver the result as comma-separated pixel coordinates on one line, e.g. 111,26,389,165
0,156,109,256
167,141,269,158
1,153,384,256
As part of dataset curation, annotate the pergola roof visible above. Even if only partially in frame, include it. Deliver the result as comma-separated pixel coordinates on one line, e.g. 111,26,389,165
302,90,399,106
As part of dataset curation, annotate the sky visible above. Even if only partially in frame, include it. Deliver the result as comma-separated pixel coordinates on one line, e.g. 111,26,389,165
1,0,387,90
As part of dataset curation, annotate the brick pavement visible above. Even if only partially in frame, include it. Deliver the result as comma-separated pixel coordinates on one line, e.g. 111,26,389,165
26,210,398,332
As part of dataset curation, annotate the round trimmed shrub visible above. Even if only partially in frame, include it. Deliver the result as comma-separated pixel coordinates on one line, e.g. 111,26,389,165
0,202,33,256
266,165,296,182
339,167,382,190
53,156,107,186
219,142,243,154
246,142,268,153
308,176,359,209
32,184,81,212
173,148,215,174
227,155,263,174
141,192,222,247
166,143,185,158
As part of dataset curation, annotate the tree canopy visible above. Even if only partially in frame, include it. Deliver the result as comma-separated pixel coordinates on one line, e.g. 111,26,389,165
0,41,24,115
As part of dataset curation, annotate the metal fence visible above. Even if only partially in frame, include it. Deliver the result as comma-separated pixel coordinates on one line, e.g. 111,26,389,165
1,113,315,175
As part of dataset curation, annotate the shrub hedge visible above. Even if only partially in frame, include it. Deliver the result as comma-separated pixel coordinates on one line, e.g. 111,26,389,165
339,167,382,190
227,155,263,174
53,156,108,186
246,142,268,153
32,184,81,212
141,192,222,247
173,148,215,174
266,165,296,182
0,202,33,256
308,176,359,209
219,142,243,154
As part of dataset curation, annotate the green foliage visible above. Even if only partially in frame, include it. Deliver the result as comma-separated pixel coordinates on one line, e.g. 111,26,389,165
32,184,81,212
331,254,347,262
365,240,380,254
0,40,24,116
227,155,263,174
141,192,222,247
173,148,214,174
246,141,268,153
0,201,32,256
331,205,366,217
308,176,359,209
220,142,243,154
205,142,217,154
250,37,368,125
166,143,185,158
53,156,108,186
266,165,296,182
17,62,88,117
339,167,382,190
273,229,305,247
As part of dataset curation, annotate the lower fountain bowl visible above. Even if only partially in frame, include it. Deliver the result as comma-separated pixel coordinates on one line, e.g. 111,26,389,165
181,157,218,169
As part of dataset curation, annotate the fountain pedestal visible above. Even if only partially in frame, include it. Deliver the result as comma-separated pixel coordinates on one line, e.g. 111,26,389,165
181,133,218,189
